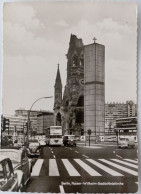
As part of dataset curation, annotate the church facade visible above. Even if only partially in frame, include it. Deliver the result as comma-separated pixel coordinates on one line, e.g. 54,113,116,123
54,34,105,137
54,34,85,135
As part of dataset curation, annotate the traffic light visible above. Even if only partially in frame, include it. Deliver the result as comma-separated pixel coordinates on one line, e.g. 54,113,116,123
2,117,10,132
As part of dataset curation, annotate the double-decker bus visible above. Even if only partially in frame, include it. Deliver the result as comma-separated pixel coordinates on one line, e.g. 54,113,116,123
46,126,63,146
116,117,137,147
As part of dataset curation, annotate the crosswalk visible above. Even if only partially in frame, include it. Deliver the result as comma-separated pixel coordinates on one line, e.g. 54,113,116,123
31,158,138,177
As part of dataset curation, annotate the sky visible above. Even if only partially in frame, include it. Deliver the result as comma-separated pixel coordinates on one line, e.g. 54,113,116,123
2,1,137,115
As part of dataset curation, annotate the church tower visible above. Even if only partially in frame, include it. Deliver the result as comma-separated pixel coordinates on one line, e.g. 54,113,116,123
62,34,84,135
54,64,62,108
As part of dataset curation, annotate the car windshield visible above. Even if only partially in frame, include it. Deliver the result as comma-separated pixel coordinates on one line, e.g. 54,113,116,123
0,151,19,163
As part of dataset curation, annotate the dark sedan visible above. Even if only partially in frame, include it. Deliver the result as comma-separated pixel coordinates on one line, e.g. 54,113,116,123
27,139,40,157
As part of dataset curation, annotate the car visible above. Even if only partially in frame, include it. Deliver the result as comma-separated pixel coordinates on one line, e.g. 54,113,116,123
39,140,46,146
118,137,135,149
1,136,13,148
0,156,24,192
27,139,40,157
0,149,32,187
13,136,26,148
63,135,77,147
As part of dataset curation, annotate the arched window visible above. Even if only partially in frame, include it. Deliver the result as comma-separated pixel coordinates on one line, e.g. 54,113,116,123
65,100,69,106
76,111,84,123
77,96,84,107
56,113,61,126
80,54,84,66
72,54,78,66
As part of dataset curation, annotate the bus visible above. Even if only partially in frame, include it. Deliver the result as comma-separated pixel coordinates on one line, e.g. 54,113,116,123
46,126,63,146
116,117,137,148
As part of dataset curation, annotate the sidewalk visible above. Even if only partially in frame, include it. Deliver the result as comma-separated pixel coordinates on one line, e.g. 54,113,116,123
77,141,118,148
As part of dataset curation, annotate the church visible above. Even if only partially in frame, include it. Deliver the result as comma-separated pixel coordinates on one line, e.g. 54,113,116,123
54,34,105,137
54,34,84,136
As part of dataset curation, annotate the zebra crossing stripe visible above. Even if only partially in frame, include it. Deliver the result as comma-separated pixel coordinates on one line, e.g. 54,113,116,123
49,159,59,176
123,159,138,164
74,159,101,176
99,159,138,176
62,159,80,176
87,159,123,176
111,159,138,169
31,159,44,176
59,185,65,193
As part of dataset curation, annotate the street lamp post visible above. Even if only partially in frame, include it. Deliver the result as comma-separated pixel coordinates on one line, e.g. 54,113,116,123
27,96,53,146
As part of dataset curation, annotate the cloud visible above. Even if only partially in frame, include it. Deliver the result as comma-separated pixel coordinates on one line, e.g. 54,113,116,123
3,3,45,30
55,20,69,27
2,3,137,114
64,18,136,61
4,21,66,58
97,18,133,34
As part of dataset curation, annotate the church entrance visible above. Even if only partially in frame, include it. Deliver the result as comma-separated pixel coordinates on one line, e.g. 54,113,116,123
73,95,84,135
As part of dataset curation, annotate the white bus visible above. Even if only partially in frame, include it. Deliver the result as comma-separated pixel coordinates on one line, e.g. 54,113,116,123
46,126,63,146
116,117,137,148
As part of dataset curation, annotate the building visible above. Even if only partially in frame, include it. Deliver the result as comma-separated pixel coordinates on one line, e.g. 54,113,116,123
105,101,137,133
84,42,105,136
2,109,54,135
54,34,105,136
15,109,39,133
54,34,84,135
37,112,54,135
1,114,27,136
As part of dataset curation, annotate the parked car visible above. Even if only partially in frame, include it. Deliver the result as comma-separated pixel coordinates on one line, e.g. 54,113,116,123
63,135,76,147
0,156,24,192
1,136,13,147
118,137,135,149
13,136,26,148
27,139,40,157
0,149,32,187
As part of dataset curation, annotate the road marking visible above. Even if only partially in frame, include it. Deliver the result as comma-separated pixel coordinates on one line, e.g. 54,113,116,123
123,159,138,164
116,155,123,159
53,155,56,158
51,151,53,153
75,151,79,153
31,159,44,176
74,159,101,176
87,159,123,176
83,154,89,158
59,185,65,193
62,159,80,176
111,159,138,169
99,159,138,176
49,159,59,176
70,148,72,150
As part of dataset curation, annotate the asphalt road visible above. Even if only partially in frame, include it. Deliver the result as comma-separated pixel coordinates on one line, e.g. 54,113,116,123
25,143,138,193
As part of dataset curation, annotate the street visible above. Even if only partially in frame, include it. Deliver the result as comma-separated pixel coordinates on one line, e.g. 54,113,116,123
25,143,138,193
